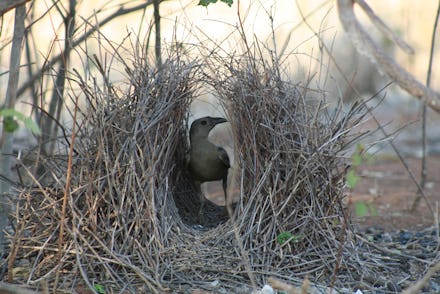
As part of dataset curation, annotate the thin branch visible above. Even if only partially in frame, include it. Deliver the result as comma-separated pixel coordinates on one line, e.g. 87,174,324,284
55,92,79,286
402,260,440,294
337,0,440,112
0,282,39,294
0,0,31,16
15,0,155,99
355,0,414,54
153,0,162,68
414,0,440,210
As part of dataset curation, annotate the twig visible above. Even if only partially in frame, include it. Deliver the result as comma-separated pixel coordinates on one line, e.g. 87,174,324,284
356,234,433,264
0,0,31,16
402,260,440,294
0,282,39,294
356,0,414,54
268,276,310,294
329,197,349,290
227,170,257,290
413,0,440,210
55,92,79,287
153,0,162,68
15,1,155,99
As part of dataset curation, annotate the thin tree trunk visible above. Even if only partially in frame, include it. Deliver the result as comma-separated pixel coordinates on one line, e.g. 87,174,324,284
153,0,162,68
0,3,26,254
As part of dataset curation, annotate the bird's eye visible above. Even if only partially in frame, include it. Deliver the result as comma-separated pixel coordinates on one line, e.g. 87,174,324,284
201,120,207,125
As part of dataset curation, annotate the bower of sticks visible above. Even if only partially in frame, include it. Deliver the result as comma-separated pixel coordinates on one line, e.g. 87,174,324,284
6,44,388,293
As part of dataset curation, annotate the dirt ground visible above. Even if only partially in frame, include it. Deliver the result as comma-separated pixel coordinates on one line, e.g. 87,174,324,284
349,101,440,231
350,155,440,231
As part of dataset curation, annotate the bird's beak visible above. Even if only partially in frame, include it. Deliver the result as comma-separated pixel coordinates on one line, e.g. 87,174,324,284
212,117,228,125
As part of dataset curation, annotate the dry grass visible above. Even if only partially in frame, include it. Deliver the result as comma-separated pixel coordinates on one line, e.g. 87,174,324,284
5,39,388,293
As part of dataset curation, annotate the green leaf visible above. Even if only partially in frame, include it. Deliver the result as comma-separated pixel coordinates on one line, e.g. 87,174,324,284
276,231,292,245
24,117,42,135
198,0,217,7
94,284,105,294
0,108,26,121
351,153,363,167
346,169,360,189
198,0,233,7
276,232,302,245
0,108,41,135
355,201,368,217
3,116,19,133
221,0,233,6
289,234,302,243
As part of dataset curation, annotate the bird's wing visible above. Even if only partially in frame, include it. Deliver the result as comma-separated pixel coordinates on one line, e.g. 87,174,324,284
217,146,230,168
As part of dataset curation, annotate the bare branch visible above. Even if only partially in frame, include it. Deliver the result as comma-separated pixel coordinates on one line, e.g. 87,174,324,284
153,0,162,68
0,0,31,16
337,0,440,112
0,282,40,294
15,0,155,99
356,0,414,54
402,260,440,294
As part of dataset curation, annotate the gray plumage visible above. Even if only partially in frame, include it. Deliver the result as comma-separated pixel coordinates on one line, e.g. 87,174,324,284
188,116,230,218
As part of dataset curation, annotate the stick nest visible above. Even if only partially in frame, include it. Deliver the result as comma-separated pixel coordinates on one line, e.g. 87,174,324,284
7,47,374,293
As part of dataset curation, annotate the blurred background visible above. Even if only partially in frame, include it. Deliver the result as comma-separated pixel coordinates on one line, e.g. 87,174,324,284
1,0,439,119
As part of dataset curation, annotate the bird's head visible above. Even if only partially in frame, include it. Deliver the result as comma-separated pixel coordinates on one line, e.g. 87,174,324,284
189,116,228,139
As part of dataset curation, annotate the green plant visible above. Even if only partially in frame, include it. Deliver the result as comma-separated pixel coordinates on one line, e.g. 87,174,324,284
354,201,378,218
346,144,376,217
198,0,233,7
276,232,302,246
94,284,105,294
346,169,360,190
0,108,41,135
346,144,372,188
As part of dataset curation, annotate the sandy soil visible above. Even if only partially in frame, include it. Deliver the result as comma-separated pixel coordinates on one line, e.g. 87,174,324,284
350,155,440,231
